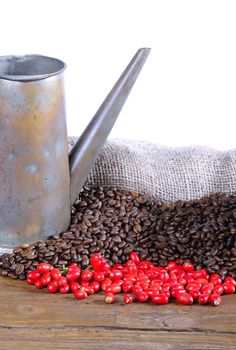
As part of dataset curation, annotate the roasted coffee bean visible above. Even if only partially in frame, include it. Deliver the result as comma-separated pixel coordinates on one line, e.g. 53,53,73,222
118,241,126,248
13,248,23,254
52,255,59,265
156,235,167,242
81,255,89,268
18,274,27,280
38,247,48,253
231,248,236,257
111,255,119,264
119,232,127,240
61,254,70,261
26,253,37,260
9,257,15,265
124,246,133,255
1,187,236,279
112,235,121,243
88,247,97,254
8,272,17,279
48,246,55,252
96,240,104,248
38,242,46,248
116,249,123,257
229,263,236,271
62,232,75,240
139,237,149,244
19,244,30,249
57,260,68,266
44,251,54,257
83,239,92,245
112,246,119,253
2,262,10,270
15,264,24,275
126,237,135,243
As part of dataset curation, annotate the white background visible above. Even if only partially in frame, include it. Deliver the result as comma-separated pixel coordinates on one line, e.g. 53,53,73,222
0,0,236,150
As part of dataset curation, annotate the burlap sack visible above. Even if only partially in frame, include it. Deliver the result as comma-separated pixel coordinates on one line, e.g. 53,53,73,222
68,137,236,202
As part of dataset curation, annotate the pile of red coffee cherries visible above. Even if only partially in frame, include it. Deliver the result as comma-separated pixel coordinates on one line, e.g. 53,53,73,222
27,252,236,306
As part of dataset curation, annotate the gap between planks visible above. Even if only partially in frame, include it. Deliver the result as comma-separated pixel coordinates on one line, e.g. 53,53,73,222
0,325,235,335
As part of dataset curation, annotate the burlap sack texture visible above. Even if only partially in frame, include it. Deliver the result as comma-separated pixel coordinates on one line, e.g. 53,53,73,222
68,137,236,203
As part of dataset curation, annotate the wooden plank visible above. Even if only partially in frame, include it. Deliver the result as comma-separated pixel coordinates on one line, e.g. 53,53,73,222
0,276,235,333
0,328,235,350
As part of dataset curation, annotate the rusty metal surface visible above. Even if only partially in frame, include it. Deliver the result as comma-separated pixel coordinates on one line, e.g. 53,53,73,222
69,48,151,206
0,56,70,247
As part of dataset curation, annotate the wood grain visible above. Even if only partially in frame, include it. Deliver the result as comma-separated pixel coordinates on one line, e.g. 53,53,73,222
0,328,236,350
0,275,235,349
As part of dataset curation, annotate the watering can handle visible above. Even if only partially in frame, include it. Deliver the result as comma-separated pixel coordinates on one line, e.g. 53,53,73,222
69,48,151,206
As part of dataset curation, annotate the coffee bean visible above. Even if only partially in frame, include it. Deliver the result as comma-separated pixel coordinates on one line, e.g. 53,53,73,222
48,246,55,252
111,255,119,264
134,224,142,233
135,196,146,204
139,237,149,244
38,242,46,248
52,255,59,265
112,235,121,243
13,248,23,254
18,274,27,280
61,254,70,261
177,245,185,254
57,260,68,266
15,264,24,275
76,246,84,253
8,272,18,279
9,257,15,265
88,247,97,254
1,187,236,280
26,252,38,260
231,248,236,257
124,246,133,255
84,217,92,227
83,239,93,245
38,247,48,253
111,246,118,253
229,263,236,271
62,232,75,240
156,235,167,242
81,255,89,268
126,237,135,244
44,251,54,257
70,247,76,255
96,240,103,248
19,244,30,249
116,249,123,257
118,241,126,248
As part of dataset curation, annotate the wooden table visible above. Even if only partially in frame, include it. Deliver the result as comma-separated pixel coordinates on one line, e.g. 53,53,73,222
0,276,235,350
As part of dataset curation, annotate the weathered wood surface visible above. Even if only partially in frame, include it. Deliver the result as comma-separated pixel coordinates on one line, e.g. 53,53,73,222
0,275,235,349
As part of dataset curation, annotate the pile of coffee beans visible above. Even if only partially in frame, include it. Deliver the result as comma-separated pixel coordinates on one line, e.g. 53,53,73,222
0,186,235,280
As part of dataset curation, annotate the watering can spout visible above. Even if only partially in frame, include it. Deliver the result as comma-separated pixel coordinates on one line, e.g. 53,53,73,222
0,49,150,248
69,48,151,206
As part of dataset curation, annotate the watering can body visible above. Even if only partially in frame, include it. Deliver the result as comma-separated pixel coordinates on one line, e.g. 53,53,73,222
0,50,150,249
0,56,71,246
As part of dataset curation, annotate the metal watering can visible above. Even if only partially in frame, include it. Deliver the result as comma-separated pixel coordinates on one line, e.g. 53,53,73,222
0,48,150,250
